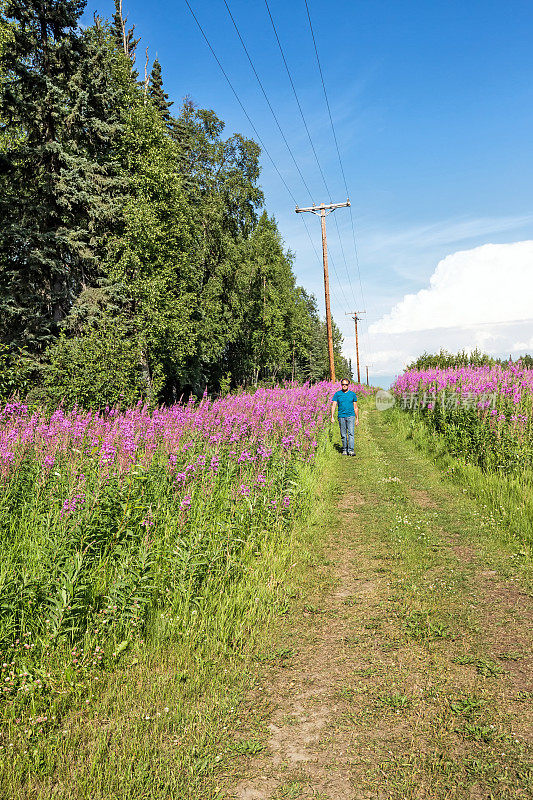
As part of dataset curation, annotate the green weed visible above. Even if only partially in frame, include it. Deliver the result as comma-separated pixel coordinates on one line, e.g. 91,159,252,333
255,647,296,665
404,610,450,641
449,694,487,717
233,739,264,755
453,656,505,676
514,690,533,701
476,658,505,677
274,781,306,798
460,722,498,742
377,692,412,711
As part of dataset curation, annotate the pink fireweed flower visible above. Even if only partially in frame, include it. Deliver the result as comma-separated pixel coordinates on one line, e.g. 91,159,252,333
141,511,154,528
60,493,85,517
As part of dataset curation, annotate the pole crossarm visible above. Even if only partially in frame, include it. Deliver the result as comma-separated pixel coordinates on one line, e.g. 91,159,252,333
295,199,350,216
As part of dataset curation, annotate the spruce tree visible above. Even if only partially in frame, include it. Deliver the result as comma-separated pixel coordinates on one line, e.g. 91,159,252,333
0,2,127,351
111,0,139,78
67,20,128,265
0,0,84,349
149,58,173,123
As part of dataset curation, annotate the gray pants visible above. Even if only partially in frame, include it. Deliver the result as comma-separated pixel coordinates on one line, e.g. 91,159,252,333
339,416,355,454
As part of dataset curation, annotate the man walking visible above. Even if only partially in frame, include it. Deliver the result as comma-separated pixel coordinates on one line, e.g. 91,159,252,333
331,379,359,456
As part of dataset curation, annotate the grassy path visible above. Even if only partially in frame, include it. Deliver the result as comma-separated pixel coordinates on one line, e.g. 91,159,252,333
226,406,532,799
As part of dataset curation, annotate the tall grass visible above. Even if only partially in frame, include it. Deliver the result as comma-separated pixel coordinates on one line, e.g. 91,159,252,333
390,364,533,549
392,362,533,474
0,383,369,734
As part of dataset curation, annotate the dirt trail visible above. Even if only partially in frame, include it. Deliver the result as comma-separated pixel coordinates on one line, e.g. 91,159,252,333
234,542,382,799
228,409,533,800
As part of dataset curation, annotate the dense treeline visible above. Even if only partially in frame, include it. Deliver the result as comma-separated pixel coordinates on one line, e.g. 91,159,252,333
407,348,533,371
0,0,351,407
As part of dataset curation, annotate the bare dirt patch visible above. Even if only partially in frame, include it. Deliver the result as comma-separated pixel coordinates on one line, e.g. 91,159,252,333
230,535,385,799
451,544,477,562
409,487,438,509
470,572,533,737
338,492,366,511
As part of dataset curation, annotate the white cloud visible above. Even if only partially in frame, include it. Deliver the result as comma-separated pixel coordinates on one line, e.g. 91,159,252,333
364,241,533,377
512,336,533,351
370,349,413,367
371,241,533,335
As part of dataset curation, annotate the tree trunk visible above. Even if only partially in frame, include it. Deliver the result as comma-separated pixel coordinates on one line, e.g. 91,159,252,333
144,47,149,102
140,347,152,400
291,340,295,382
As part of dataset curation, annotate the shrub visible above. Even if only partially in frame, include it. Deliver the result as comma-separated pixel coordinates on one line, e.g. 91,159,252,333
43,318,150,410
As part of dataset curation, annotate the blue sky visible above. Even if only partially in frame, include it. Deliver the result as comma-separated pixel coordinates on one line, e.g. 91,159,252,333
83,0,533,386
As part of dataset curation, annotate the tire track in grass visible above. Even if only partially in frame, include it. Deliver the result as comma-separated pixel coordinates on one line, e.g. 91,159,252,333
228,405,532,799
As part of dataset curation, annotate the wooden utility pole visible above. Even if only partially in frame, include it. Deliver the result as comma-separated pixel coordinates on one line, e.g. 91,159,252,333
366,365,369,386
345,310,366,384
295,200,350,382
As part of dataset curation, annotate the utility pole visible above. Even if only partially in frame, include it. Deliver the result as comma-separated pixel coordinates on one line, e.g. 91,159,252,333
345,310,366,384
295,200,350,383
366,365,369,386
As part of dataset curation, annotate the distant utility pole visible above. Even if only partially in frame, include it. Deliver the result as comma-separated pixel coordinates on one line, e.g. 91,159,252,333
345,310,366,384
366,365,369,386
295,200,350,383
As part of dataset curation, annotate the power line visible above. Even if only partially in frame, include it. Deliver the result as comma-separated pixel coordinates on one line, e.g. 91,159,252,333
264,0,359,313
218,0,355,316
220,0,355,318
264,0,330,198
332,213,357,302
304,0,348,194
303,0,371,362
221,0,352,313
222,0,315,204
326,250,351,311
347,209,371,363
184,0,351,317
184,0,297,206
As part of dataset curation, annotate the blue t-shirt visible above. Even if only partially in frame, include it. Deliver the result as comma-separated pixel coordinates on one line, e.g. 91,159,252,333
332,389,358,418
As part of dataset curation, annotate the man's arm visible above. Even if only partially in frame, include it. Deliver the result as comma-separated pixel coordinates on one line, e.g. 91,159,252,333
354,401,360,426
331,400,337,423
